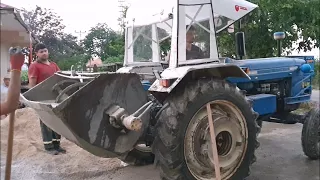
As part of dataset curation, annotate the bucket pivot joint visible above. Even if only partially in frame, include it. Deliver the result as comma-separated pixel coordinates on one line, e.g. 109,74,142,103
106,101,153,131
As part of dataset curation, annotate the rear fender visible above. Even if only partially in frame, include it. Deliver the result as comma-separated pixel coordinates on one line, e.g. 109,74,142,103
149,63,250,101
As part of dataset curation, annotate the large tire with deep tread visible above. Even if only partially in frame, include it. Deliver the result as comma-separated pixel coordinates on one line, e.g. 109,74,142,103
119,147,155,166
152,79,260,180
301,108,320,160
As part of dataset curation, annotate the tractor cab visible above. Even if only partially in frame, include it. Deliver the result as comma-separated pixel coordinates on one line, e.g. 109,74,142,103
119,0,257,87
122,0,257,66
116,4,173,82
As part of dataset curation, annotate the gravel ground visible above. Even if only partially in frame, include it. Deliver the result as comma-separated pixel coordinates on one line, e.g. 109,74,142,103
1,108,319,180
0,108,122,180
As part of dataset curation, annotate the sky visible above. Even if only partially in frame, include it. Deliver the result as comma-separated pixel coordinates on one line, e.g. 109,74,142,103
2,0,122,38
2,0,319,58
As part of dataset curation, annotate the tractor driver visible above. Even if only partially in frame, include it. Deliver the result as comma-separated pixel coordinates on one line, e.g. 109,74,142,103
186,25,204,60
165,25,204,62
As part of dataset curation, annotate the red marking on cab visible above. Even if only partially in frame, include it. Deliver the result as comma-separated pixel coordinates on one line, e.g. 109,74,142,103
235,5,248,12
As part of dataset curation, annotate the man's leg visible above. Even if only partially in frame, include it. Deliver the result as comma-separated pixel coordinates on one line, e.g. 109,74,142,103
52,131,66,153
39,120,58,155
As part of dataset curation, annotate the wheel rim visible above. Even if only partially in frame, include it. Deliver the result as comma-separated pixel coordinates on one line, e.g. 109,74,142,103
135,144,152,153
184,100,248,180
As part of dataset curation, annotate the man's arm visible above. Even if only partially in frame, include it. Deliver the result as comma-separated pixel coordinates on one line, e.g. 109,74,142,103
56,63,61,71
51,61,60,72
0,50,24,116
198,47,204,59
28,63,38,88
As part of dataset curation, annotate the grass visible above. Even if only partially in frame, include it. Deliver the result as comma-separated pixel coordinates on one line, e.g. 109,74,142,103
291,102,317,115
312,61,319,89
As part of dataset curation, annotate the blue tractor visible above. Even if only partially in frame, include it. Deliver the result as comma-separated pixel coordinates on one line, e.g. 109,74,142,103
21,0,319,179
226,55,315,125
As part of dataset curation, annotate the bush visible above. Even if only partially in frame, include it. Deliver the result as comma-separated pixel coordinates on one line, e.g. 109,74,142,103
104,55,124,63
21,70,28,83
312,61,319,89
56,55,87,71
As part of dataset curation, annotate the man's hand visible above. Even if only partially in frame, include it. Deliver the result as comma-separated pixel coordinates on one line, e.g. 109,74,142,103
9,47,25,71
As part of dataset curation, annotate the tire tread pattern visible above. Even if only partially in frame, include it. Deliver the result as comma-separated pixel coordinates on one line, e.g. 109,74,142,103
152,79,260,180
301,108,320,160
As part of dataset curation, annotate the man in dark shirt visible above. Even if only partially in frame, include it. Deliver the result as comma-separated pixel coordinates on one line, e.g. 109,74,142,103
166,25,204,62
186,25,204,60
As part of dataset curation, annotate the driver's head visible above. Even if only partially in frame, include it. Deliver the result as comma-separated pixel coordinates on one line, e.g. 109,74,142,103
186,25,196,43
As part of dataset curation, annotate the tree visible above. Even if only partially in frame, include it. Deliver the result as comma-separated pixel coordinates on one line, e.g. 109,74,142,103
216,0,319,59
56,54,87,71
82,23,124,62
21,6,84,61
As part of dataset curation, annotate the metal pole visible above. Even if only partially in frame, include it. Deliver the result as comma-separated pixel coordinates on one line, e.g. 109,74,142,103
277,40,281,57
75,30,86,44
274,32,285,57
29,32,33,65
238,20,242,60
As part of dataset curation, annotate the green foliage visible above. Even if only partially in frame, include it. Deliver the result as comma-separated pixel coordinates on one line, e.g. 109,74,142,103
22,6,84,61
56,55,87,71
312,61,319,89
131,25,171,61
160,39,171,60
104,55,124,63
20,70,28,83
216,0,319,58
82,23,124,62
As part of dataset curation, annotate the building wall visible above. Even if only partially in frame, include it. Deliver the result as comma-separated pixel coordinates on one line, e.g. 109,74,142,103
0,43,10,78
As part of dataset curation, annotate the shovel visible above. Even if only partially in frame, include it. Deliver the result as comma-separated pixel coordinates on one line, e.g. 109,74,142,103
5,111,15,180
5,46,23,180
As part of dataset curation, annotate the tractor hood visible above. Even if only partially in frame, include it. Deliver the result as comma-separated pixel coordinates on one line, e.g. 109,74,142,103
226,57,306,70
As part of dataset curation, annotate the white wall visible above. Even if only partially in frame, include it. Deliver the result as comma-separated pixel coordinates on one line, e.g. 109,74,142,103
0,43,10,78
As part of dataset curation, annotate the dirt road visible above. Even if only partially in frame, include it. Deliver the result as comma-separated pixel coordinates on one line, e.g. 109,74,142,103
1,108,319,180
83,122,320,180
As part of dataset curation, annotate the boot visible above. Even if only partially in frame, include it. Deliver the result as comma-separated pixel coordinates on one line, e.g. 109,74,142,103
45,148,59,155
54,144,66,154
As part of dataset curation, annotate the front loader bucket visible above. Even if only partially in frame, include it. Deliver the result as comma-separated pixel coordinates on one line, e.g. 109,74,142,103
21,72,149,158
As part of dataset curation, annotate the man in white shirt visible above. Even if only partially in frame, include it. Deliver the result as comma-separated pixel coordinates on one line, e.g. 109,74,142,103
0,73,10,119
0,74,10,102
1,73,25,119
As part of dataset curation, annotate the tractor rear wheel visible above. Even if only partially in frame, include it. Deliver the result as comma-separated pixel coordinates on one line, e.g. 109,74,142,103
301,108,320,160
152,79,260,180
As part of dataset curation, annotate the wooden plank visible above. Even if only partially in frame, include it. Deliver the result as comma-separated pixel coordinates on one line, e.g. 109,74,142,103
206,103,222,180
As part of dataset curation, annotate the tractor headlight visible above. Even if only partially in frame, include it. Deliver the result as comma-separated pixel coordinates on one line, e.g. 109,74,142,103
289,66,298,71
300,64,312,73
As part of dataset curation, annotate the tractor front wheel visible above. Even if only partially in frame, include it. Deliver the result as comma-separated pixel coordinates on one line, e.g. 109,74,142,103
152,79,259,180
119,144,155,166
301,108,320,160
